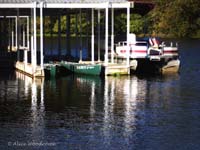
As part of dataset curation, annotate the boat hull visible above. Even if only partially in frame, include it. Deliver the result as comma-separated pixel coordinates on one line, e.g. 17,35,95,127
135,58,180,74
60,61,102,76
161,59,180,74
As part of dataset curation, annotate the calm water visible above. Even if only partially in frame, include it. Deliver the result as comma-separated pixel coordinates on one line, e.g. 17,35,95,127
0,39,200,150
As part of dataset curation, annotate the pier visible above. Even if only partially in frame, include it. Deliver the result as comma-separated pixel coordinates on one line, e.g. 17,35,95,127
0,0,135,77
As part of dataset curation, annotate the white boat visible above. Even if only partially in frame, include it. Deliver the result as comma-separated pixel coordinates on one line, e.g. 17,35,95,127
115,34,180,73
161,59,180,74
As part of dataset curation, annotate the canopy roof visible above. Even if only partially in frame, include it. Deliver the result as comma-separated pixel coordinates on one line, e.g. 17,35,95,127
0,0,132,9
0,0,127,4
0,0,127,3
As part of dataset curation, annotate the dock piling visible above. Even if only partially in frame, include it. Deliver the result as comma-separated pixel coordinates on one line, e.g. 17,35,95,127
33,2,37,72
40,2,44,69
111,8,114,64
105,4,109,66
98,9,101,62
126,4,130,68
91,8,94,64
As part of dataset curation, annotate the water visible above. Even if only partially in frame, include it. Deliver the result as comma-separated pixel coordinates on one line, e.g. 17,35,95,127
0,39,200,150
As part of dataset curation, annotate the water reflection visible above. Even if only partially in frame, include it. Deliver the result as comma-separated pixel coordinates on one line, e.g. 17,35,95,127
16,72,45,142
123,77,138,138
0,75,18,102
13,72,181,148
1,39,200,149
90,81,95,121
102,76,143,146
103,76,115,145
142,74,180,109
74,74,181,146
75,75,146,148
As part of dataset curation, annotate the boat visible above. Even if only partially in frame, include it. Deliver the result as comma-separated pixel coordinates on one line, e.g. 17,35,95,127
115,34,180,73
60,61,102,76
161,59,180,73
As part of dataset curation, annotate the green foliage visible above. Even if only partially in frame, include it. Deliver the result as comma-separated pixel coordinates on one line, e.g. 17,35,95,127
115,13,145,35
53,16,66,33
115,14,126,34
130,14,145,34
38,1,200,38
149,0,200,37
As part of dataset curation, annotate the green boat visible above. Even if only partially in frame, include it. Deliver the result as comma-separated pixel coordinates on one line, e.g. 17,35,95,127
60,61,102,76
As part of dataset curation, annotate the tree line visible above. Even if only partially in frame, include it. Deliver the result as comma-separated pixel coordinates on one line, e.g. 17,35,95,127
39,0,200,38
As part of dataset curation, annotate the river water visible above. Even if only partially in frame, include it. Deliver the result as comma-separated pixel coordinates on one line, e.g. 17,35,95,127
0,39,200,150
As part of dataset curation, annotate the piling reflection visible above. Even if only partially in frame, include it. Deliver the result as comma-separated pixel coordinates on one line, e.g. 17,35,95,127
102,76,145,145
123,77,138,138
90,81,96,121
14,72,181,148
0,74,18,102
142,74,180,109
16,71,45,141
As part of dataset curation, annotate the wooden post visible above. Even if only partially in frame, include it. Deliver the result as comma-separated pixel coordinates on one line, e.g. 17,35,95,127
27,16,29,62
15,16,17,50
58,13,61,57
79,9,82,62
8,18,12,51
105,5,109,65
23,22,27,67
31,35,34,65
31,9,34,66
12,30,14,50
126,4,130,67
40,2,44,69
17,9,20,61
111,8,114,64
75,12,78,58
66,12,71,56
50,15,53,56
98,9,101,62
23,24,25,47
91,8,94,64
86,9,90,59
33,2,37,71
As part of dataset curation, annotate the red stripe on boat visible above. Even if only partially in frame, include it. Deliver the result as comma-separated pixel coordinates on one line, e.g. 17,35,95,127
120,50,147,53
132,50,147,53
164,50,178,54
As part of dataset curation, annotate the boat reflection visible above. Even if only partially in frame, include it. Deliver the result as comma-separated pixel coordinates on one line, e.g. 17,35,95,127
142,74,180,109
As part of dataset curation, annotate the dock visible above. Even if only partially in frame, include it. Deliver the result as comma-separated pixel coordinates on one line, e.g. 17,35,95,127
0,0,134,78
15,61,44,77
103,64,130,75
42,60,132,78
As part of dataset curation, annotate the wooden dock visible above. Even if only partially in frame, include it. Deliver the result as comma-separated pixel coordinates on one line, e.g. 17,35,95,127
15,61,44,78
103,64,130,75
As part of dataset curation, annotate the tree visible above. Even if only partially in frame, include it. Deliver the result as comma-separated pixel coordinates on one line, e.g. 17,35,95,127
130,14,145,34
115,13,145,35
149,0,200,37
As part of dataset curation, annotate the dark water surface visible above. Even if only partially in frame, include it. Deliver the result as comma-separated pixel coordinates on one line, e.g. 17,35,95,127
0,39,200,150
